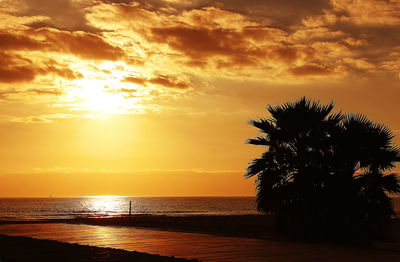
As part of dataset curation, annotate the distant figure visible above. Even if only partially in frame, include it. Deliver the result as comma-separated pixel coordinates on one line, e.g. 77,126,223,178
129,201,132,216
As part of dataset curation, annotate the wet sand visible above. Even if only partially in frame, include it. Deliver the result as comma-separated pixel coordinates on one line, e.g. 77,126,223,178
1,214,276,239
0,234,197,262
1,215,400,261
1,222,400,262
62,214,276,239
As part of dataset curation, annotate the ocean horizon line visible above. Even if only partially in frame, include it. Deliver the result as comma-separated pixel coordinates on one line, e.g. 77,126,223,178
0,195,257,199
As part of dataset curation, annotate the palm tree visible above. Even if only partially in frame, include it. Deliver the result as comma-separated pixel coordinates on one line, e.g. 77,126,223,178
246,97,400,243
246,98,342,239
338,115,400,226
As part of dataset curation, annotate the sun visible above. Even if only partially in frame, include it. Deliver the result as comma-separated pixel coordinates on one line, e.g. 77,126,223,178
59,61,148,115
73,79,129,114
62,78,144,115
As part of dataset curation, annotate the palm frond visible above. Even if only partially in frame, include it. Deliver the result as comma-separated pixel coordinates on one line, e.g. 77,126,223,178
246,136,270,146
248,118,275,134
382,173,400,195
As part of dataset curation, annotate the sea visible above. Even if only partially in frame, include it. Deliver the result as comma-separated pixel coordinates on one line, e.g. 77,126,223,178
0,196,399,220
0,196,259,220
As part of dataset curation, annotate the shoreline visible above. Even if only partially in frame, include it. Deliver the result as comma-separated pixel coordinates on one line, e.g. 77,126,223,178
1,214,276,240
1,216,400,261
2,214,400,242
0,234,198,262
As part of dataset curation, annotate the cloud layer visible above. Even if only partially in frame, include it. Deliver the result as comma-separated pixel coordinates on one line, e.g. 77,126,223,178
1,0,400,120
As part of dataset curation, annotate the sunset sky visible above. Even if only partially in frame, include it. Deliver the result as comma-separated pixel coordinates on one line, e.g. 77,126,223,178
0,0,399,197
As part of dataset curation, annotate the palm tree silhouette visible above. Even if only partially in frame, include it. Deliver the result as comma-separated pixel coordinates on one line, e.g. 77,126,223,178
246,97,400,243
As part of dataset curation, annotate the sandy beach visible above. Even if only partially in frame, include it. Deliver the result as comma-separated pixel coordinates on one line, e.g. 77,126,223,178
0,214,277,239
1,215,400,261
62,214,276,239
0,234,197,262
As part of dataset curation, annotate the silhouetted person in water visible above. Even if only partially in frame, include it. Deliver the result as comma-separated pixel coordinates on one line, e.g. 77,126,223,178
246,97,400,245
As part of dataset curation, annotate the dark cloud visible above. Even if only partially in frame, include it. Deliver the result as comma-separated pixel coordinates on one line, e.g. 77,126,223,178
44,65,83,80
270,46,301,64
129,0,331,28
289,64,332,76
0,52,82,83
97,0,400,77
0,88,63,100
0,66,36,83
214,0,332,28
3,0,400,84
151,26,317,67
10,0,100,32
35,28,125,60
0,32,42,50
123,75,191,89
0,52,37,83
336,23,400,54
0,29,125,61
123,76,147,85
151,27,266,66
149,75,190,89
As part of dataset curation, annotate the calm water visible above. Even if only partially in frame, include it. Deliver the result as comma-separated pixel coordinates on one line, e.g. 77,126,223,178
0,197,258,220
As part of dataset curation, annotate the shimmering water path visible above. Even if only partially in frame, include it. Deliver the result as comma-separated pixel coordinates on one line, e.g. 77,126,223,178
0,223,399,261
0,197,257,219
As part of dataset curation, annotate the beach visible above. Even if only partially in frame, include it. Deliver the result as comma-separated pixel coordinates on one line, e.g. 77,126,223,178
1,215,400,261
59,214,276,239
0,234,197,262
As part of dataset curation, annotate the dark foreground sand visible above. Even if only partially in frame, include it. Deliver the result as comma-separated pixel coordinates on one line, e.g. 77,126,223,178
2,215,400,261
62,215,276,239
0,234,197,262
1,215,276,239
47,214,400,243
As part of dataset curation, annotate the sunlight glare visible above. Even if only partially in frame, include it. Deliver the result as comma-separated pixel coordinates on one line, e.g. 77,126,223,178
64,78,142,114
89,196,124,216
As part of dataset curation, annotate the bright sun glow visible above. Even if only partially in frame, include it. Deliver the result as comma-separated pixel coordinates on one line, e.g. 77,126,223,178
72,79,131,114
89,196,125,216
62,79,144,114
60,62,148,115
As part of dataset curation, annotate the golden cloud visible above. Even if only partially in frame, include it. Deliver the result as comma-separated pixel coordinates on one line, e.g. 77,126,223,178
123,75,191,89
11,113,76,123
332,0,400,26
0,28,125,60
0,51,82,83
289,64,332,76
1,0,400,120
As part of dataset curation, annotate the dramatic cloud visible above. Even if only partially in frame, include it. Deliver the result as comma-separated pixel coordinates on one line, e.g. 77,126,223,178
1,0,400,118
0,52,82,83
2,0,99,32
0,29,125,60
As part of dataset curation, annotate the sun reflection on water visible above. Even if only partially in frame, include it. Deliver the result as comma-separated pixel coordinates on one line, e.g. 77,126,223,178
87,196,127,217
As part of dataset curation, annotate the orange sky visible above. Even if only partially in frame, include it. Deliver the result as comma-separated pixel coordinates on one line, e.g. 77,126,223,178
0,0,399,197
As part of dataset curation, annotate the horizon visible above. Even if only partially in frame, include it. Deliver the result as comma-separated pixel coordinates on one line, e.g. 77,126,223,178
1,0,400,197
0,195,256,198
